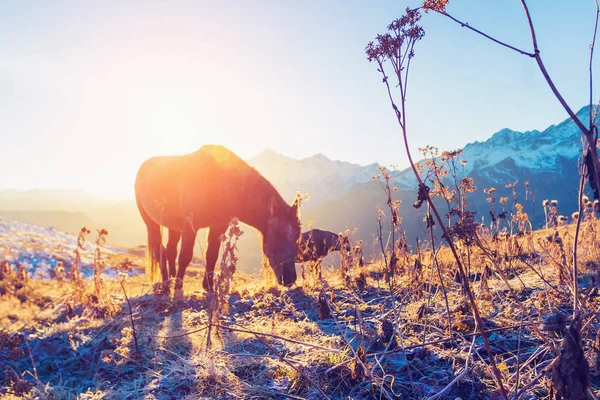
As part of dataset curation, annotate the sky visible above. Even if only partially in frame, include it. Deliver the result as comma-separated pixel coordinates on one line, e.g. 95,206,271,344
0,0,598,199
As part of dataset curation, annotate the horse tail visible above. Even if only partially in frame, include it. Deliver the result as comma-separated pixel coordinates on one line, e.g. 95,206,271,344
146,223,163,282
135,190,163,283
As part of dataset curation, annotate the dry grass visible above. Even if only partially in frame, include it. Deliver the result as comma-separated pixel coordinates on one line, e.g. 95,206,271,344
1,219,600,398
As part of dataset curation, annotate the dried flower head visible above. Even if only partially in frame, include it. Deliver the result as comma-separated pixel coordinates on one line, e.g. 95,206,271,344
422,0,449,13
542,199,549,207
460,177,476,193
366,8,425,63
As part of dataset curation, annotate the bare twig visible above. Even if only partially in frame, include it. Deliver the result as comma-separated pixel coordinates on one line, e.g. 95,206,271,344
120,281,140,359
514,312,524,398
572,165,586,315
514,358,556,399
142,326,209,340
255,333,331,400
323,294,393,400
429,207,453,338
22,335,38,380
590,0,599,127
215,323,340,353
426,335,475,400
520,0,600,199
426,367,470,400
370,15,509,395
433,0,600,204
436,11,534,57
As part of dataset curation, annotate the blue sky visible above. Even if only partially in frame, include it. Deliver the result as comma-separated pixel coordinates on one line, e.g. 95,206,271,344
0,1,597,198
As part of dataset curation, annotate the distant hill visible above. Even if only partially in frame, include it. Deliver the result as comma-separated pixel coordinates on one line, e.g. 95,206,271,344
248,150,380,207
0,210,97,236
0,191,145,248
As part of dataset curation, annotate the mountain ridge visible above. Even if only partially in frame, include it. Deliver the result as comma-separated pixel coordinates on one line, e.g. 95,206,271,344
0,105,594,268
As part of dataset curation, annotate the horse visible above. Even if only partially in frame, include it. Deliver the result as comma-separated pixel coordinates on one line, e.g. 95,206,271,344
135,145,301,294
297,229,351,263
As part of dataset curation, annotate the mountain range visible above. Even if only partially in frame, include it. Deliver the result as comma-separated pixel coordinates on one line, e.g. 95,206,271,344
0,105,593,270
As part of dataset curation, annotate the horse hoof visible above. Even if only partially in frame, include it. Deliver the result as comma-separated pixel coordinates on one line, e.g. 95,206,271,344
153,282,171,297
173,287,184,301
174,279,183,291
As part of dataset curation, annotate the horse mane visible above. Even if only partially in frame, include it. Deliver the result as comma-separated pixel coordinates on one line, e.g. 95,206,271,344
192,145,299,235
240,162,300,236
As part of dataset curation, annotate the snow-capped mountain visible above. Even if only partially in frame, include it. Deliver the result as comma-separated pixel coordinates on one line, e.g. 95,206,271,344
248,149,381,206
460,106,588,183
246,106,593,250
388,105,589,188
249,105,591,212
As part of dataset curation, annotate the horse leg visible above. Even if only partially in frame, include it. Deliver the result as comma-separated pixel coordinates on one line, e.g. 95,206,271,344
203,226,226,292
175,225,197,292
166,229,181,278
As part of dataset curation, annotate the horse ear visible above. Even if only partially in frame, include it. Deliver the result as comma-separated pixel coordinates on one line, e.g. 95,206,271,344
291,197,300,211
291,192,303,213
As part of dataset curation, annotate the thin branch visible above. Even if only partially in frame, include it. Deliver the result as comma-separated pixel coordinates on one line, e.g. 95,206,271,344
142,326,208,340
120,281,140,359
572,164,586,315
519,0,590,137
522,0,600,202
22,335,38,380
427,366,470,400
378,61,404,128
375,48,510,400
435,1,600,199
514,312,524,398
323,294,394,400
428,205,453,339
514,358,556,399
590,0,599,128
216,323,341,353
436,11,535,57
255,334,331,400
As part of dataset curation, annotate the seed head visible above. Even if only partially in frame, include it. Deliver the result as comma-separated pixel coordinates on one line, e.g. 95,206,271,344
572,212,579,221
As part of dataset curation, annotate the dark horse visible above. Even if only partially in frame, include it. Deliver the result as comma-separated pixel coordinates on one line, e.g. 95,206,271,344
135,145,301,293
297,229,351,263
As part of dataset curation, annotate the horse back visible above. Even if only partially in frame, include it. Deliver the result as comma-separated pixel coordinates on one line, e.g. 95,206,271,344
136,145,261,231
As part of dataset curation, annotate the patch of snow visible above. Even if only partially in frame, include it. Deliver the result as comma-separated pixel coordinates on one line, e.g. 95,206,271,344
0,216,139,280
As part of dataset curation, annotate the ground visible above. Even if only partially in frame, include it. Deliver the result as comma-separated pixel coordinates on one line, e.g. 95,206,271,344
1,217,600,399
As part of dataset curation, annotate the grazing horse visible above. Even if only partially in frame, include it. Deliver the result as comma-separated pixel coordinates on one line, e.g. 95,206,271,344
135,145,301,294
297,229,351,263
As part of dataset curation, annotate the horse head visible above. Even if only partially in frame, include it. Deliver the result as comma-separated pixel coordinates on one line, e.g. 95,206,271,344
264,196,301,286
